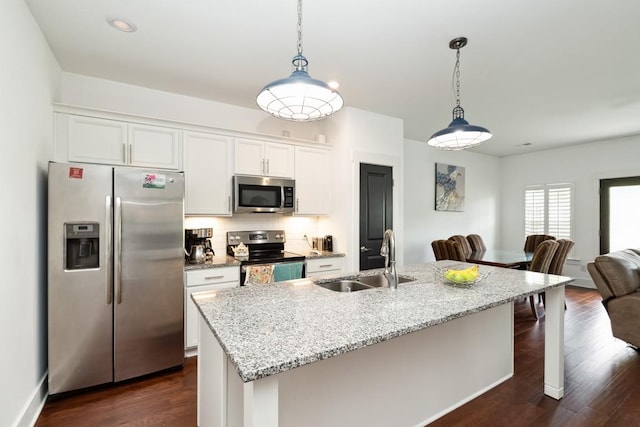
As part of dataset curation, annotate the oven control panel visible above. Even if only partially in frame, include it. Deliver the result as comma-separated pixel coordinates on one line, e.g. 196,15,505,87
227,230,286,245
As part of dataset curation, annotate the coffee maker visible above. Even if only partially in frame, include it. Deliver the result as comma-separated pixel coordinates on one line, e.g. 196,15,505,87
185,228,214,263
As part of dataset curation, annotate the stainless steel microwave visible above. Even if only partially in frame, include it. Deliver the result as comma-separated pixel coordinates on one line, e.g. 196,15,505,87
233,175,295,213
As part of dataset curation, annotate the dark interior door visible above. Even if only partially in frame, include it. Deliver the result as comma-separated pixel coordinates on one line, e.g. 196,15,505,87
359,163,393,270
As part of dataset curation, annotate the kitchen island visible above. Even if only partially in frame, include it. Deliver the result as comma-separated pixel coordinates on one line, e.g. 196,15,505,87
193,261,573,427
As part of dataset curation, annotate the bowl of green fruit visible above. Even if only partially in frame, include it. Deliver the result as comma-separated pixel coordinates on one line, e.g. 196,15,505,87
433,264,490,286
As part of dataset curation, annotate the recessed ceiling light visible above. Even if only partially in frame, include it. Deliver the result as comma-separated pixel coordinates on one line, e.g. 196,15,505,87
106,16,137,33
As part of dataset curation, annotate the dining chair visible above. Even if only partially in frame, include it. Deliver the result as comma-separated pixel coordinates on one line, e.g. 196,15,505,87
466,234,487,252
548,239,575,275
448,235,473,258
523,234,556,253
527,239,559,320
539,239,575,308
431,240,466,262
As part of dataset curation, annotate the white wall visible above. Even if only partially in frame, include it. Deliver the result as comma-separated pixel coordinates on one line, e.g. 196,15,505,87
403,139,502,264
184,215,321,255
0,1,61,426
322,107,404,272
60,72,326,143
501,135,640,287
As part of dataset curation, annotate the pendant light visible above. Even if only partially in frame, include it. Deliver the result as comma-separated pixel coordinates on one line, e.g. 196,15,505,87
427,37,492,150
256,0,343,122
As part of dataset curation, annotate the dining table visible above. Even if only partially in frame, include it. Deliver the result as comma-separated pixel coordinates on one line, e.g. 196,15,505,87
467,249,534,269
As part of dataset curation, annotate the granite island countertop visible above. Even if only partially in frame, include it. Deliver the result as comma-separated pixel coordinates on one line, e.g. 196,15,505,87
192,260,574,383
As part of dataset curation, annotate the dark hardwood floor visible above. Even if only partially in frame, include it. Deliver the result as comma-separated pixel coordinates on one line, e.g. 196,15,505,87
36,286,640,426
36,359,197,427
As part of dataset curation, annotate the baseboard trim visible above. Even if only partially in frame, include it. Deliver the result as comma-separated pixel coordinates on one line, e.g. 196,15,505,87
15,372,47,427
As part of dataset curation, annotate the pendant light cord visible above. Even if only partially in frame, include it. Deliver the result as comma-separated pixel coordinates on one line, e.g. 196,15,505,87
292,0,307,71
297,0,303,56
454,48,461,108
450,39,465,120
255,0,344,121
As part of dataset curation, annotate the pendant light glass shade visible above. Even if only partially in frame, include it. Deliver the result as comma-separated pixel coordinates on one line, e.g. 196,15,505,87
257,54,344,121
427,37,491,150
256,0,343,122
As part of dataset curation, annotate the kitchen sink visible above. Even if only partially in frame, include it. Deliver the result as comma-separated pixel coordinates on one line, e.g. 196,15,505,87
316,280,373,292
315,274,416,292
357,274,415,288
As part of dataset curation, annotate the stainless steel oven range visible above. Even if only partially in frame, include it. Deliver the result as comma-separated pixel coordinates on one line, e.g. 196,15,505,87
227,230,305,284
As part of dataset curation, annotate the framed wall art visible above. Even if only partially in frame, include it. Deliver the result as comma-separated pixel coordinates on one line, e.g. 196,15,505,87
435,163,465,212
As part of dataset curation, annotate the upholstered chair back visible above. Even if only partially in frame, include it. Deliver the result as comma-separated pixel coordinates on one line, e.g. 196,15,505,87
524,234,556,253
588,249,640,301
548,239,575,275
529,239,559,274
448,235,473,258
466,234,487,252
431,240,466,262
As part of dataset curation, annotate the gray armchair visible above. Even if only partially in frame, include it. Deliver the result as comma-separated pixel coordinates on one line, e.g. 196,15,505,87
587,249,640,348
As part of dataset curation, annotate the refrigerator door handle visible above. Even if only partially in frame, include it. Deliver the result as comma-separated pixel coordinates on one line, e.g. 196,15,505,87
105,195,113,305
114,196,123,304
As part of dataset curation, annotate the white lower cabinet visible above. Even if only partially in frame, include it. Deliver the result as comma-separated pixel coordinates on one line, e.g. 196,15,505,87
185,266,240,351
305,257,345,278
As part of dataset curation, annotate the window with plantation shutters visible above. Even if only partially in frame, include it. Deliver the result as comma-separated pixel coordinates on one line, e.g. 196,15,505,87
524,183,573,240
524,186,545,236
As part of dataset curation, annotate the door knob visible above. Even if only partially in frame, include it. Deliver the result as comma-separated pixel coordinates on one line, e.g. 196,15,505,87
360,246,372,253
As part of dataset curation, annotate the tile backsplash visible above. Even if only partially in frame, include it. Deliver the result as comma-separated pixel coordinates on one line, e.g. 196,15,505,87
184,214,320,255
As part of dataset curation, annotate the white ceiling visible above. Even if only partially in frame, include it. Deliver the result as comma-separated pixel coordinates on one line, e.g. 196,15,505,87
25,0,640,156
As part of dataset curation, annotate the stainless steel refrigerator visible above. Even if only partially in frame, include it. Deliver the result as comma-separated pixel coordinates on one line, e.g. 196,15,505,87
48,161,185,395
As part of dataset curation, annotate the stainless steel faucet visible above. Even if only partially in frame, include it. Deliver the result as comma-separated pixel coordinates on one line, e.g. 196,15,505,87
380,229,398,289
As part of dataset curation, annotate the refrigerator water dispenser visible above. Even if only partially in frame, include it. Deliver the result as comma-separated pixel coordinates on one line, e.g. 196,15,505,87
64,222,99,270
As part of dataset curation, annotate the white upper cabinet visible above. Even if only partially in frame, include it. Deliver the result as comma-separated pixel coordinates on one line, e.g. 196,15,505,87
264,142,295,178
184,131,232,216
127,123,181,169
294,146,331,215
59,113,182,170
234,138,294,178
67,115,127,165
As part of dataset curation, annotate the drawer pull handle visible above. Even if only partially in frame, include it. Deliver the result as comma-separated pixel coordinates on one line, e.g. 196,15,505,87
204,275,225,280
319,264,332,268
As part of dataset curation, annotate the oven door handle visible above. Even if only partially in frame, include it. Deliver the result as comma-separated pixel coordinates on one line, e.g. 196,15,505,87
241,260,306,273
